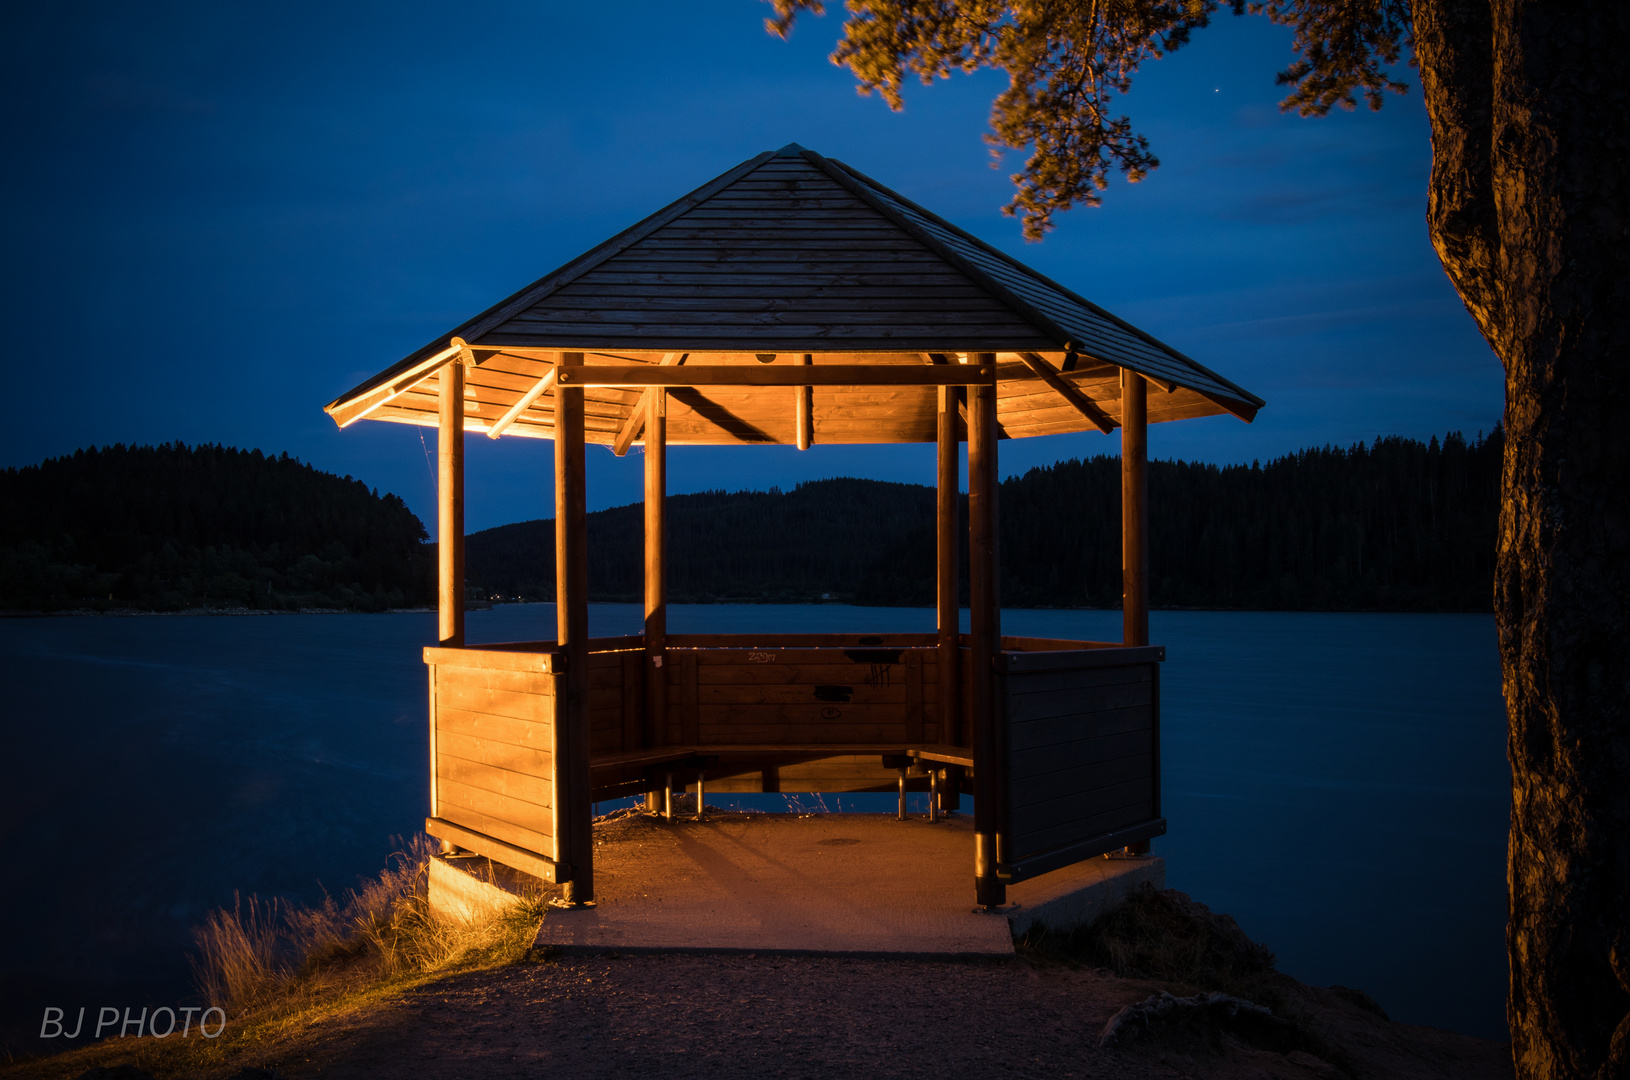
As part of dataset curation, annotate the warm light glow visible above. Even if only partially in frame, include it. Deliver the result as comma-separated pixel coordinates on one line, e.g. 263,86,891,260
487,366,558,438
334,342,463,428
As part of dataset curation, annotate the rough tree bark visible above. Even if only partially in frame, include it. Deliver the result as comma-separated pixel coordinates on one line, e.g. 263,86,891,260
1417,0,1630,1075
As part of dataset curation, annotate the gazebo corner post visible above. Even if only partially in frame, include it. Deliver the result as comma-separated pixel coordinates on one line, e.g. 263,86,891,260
968,357,1006,909
555,352,594,904
936,384,963,791
1121,368,1152,855
796,353,814,451
643,388,668,812
1121,369,1149,648
437,362,466,649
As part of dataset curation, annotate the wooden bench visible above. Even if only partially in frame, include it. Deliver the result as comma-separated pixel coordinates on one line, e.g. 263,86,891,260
588,743,974,820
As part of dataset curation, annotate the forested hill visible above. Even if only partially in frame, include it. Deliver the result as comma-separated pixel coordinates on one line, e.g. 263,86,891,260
469,429,1502,612
0,443,432,612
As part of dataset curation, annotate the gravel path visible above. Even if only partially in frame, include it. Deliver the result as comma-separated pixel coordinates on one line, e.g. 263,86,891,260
236,952,1510,1080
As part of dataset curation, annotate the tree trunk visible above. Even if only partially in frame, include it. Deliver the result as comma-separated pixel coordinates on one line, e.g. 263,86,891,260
1416,0,1630,1075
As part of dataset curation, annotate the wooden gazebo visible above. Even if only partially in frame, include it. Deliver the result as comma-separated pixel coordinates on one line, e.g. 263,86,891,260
324,144,1263,909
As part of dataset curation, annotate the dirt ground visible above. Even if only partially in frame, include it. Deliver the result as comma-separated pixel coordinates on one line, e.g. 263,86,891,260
5,813,1512,1080
132,950,1508,1080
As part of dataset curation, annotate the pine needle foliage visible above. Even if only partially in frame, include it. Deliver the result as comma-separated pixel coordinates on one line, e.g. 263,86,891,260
766,0,1412,238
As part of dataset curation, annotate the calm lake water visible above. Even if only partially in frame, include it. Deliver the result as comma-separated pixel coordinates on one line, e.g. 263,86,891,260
0,606,1509,1051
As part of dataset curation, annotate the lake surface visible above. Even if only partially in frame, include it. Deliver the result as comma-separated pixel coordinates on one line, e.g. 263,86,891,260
0,606,1509,1051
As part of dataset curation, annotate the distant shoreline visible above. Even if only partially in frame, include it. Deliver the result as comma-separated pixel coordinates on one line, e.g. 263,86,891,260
1,600,1492,618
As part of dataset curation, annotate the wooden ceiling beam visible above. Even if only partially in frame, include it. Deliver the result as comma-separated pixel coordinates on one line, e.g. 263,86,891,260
327,342,463,428
487,363,559,440
612,353,687,456
1018,352,1118,434
557,364,993,388
795,354,814,450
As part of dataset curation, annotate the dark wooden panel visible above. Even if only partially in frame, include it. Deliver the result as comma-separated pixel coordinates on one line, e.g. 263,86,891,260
696,702,913,728
1002,663,1150,695
587,684,624,717
682,653,699,745
1008,705,1153,752
1009,777,1154,837
905,651,924,744
1006,818,1166,881
1010,751,1154,809
1010,728,1154,781
695,661,922,686
697,683,909,705
1006,682,1152,725
1011,797,1157,860
997,648,1165,674
621,651,643,753
667,633,940,648
693,729,914,748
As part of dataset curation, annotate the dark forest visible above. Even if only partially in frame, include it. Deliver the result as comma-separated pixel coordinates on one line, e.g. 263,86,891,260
469,429,1502,612
0,430,1499,613
0,443,431,612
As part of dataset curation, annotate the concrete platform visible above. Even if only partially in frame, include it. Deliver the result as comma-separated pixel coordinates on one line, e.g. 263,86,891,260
427,853,542,923
515,812,1162,959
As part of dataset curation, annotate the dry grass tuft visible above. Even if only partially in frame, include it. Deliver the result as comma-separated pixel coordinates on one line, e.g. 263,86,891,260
190,834,547,1010
7,835,552,1079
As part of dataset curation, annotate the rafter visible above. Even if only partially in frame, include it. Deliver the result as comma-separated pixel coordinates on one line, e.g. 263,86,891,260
487,361,559,439
612,353,687,457
1018,352,1118,434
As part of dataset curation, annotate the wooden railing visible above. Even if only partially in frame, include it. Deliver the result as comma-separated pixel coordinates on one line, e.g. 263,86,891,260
421,632,1164,891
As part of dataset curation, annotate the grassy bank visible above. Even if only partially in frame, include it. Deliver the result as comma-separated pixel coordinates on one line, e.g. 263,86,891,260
4,838,549,1080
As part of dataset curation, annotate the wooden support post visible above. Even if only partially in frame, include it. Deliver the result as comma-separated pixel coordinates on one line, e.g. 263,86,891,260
664,772,673,821
796,353,814,450
936,385,962,747
437,364,465,648
696,769,706,822
1121,369,1149,648
968,356,1005,908
644,388,667,751
555,352,593,904
929,768,940,823
898,768,908,820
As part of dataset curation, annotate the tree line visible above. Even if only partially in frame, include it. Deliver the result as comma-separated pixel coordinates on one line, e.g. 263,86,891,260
469,428,1502,612
0,442,432,612
0,431,1498,613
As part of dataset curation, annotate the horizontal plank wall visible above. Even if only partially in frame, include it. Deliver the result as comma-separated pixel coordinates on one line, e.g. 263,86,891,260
1000,650,1166,882
424,652,560,881
666,646,938,747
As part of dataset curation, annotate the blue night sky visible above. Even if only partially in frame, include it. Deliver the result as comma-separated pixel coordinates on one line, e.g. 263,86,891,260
2,2,1501,533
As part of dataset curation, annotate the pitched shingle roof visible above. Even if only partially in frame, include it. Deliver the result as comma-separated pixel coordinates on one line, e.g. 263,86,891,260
326,144,1262,442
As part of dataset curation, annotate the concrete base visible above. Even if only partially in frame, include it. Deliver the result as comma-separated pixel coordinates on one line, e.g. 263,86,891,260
427,853,545,923
1007,853,1164,938
529,812,1162,959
